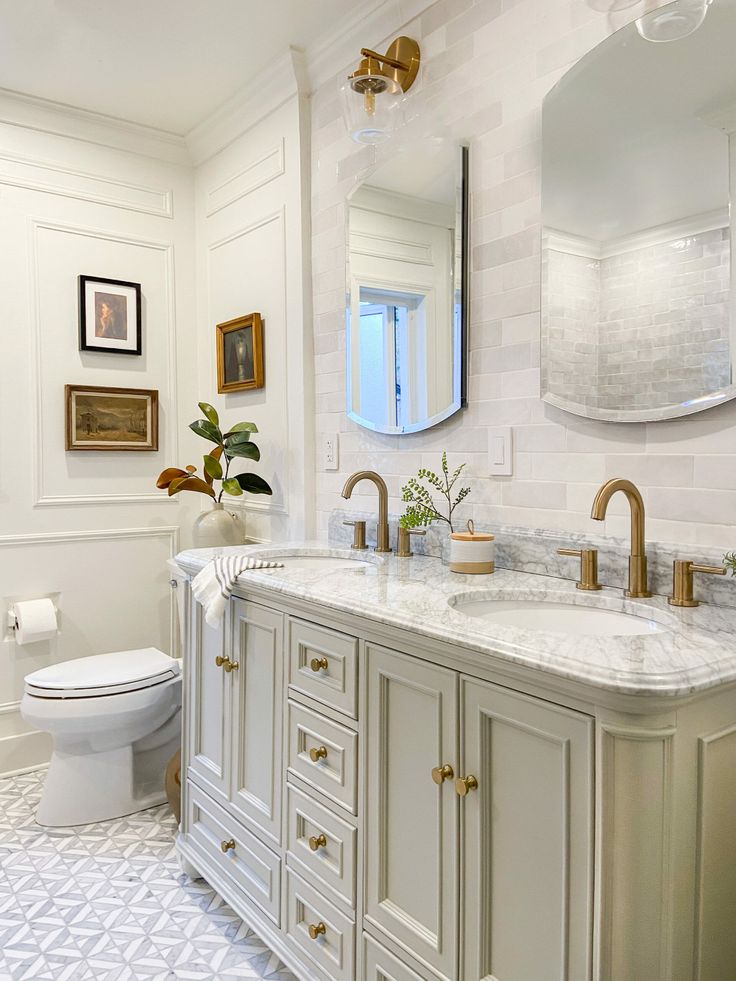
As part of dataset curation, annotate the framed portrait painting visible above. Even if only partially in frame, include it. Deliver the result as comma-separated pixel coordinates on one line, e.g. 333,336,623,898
216,313,264,393
79,275,142,355
65,385,158,451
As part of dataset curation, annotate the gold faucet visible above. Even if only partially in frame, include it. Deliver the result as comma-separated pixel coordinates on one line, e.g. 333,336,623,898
341,470,392,553
590,478,651,598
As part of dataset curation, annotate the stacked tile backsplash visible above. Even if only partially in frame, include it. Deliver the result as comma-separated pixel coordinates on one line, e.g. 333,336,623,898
311,0,736,553
329,509,736,609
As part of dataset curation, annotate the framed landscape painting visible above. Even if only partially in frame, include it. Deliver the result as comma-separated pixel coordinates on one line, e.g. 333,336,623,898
79,275,142,355
65,385,158,451
216,313,264,393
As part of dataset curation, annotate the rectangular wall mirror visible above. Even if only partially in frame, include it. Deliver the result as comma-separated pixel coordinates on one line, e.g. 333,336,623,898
541,0,736,422
346,142,468,434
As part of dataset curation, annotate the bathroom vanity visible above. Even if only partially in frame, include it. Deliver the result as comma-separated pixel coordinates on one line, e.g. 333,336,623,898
174,544,736,981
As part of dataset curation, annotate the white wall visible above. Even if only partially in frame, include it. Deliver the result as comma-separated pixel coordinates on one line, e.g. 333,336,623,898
0,116,198,773
193,87,314,544
311,0,736,551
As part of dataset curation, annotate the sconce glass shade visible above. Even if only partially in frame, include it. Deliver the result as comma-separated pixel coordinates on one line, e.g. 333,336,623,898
341,73,404,145
635,0,713,41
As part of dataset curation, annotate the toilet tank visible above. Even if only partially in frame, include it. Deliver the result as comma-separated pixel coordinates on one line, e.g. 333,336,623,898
166,558,189,659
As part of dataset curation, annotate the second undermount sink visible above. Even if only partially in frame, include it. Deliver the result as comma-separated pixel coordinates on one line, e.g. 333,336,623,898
450,594,674,637
254,549,379,572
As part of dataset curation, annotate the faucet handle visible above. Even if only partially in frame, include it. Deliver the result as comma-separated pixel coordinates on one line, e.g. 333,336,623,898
558,547,602,591
397,527,426,558
669,559,726,608
343,520,368,551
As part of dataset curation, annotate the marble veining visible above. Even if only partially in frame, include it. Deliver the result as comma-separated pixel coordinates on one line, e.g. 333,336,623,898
176,542,736,699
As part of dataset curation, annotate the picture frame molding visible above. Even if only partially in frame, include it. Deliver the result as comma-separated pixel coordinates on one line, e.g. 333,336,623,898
78,274,142,356
65,384,159,452
216,312,265,393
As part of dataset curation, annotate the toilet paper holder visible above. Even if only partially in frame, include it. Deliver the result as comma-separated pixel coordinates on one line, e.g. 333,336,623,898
7,599,59,639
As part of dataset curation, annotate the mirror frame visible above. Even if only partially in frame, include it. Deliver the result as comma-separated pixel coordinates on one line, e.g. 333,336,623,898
345,144,469,434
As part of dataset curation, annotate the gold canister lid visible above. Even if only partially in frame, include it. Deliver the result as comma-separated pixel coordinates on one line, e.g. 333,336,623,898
450,519,494,542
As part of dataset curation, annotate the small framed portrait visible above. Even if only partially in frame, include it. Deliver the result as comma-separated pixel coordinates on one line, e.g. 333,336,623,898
216,313,264,393
79,275,142,355
65,385,158,451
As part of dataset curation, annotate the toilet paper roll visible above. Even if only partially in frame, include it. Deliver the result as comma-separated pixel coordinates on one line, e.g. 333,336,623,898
13,598,58,645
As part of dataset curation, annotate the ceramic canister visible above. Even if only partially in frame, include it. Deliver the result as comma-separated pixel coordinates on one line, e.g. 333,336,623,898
449,520,495,574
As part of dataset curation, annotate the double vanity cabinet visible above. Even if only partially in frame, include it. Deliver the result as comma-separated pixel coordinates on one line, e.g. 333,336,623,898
175,549,736,981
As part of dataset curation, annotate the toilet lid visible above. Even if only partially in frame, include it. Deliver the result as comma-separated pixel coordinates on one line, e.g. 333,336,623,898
24,648,180,698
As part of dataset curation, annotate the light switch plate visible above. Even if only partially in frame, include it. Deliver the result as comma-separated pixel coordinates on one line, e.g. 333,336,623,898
488,427,513,476
320,433,339,471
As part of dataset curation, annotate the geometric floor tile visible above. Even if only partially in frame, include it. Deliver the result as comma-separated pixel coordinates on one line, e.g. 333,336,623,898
0,770,297,981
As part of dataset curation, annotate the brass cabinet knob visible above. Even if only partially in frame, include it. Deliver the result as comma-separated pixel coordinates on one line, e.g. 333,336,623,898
455,774,479,797
431,764,454,785
308,833,327,851
220,838,236,853
309,745,328,763
308,921,327,940
310,657,329,672
215,655,227,668
223,659,239,673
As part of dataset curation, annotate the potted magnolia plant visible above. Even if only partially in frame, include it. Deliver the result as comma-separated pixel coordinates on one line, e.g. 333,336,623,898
156,402,273,547
400,451,471,552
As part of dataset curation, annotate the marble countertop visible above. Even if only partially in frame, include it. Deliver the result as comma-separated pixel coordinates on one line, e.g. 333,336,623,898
175,542,736,699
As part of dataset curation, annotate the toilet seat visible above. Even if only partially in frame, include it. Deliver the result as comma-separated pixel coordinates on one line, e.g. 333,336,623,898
24,647,180,699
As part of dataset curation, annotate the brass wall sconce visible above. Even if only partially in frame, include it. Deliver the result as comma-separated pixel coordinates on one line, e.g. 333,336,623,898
341,36,421,144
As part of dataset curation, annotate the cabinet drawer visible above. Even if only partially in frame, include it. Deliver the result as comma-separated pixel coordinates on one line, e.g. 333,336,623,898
285,868,355,981
286,784,357,908
287,701,358,814
186,782,281,926
288,617,358,718
363,934,429,981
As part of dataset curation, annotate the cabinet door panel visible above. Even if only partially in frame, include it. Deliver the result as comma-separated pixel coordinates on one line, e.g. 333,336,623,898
364,644,458,981
461,677,593,981
229,598,283,847
188,600,229,803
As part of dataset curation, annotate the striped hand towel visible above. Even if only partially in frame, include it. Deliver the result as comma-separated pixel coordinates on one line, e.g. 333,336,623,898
191,555,284,626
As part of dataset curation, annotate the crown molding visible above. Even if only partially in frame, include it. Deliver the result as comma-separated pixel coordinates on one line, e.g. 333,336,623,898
185,48,308,167
0,87,190,166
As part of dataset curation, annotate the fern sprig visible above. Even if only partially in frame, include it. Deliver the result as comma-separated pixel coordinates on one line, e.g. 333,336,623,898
400,451,471,533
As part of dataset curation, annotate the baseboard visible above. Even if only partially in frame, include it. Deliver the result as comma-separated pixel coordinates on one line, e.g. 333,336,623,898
0,729,52,778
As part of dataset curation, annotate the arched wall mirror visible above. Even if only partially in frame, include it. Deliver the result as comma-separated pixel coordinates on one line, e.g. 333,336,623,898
541,0,736,422
346,142,468,434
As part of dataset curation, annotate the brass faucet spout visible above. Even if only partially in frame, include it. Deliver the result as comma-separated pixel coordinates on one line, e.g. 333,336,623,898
341,470,392,553
590,478,651,597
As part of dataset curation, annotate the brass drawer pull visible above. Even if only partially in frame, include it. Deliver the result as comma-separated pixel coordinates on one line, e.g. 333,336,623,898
308,921,327,940
220,838,236,853
309,745,328,763
308,833,327,851
310,656,329,672
431,764,454,785
455,774,478,797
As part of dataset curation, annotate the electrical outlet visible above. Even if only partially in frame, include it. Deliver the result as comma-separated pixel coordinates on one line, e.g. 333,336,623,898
488,427,513,476
321,433,339,471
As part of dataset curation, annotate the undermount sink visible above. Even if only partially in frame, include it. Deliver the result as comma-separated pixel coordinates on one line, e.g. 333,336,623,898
255,550,378,572
450,595,673,637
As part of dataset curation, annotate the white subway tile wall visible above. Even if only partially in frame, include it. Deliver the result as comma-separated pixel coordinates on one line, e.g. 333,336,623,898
311,0,736,550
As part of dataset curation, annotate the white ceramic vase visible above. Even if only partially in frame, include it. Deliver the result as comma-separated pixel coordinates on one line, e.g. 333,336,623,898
192,502,246,548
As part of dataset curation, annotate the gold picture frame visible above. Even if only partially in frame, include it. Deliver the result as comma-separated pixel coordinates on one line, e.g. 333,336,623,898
65,384,159,451
216,313,264,393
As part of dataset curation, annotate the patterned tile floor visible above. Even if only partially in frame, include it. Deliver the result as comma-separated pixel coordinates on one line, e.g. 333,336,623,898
0,769,298,981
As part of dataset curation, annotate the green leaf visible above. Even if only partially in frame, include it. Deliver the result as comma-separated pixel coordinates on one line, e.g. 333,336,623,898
224,440,260,461
189,419,223,445
203,454,223,480
223,430,252,445
234,472,273,495
222,478,243,496
228,421,258,434
198,402,219,427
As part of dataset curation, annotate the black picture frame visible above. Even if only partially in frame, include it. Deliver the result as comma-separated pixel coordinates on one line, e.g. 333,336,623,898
78,275,142,355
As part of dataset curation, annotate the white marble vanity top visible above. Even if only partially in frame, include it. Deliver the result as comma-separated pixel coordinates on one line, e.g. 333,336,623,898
175,542,736,699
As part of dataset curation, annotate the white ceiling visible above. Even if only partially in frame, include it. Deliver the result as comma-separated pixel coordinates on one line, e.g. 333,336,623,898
0,0,364,134
543,0,736,241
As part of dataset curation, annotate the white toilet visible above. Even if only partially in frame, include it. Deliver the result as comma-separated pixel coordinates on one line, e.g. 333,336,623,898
21,647,182,827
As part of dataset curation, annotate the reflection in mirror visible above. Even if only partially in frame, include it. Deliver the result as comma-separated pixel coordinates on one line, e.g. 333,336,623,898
542,0,735,422
346,142,467,434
